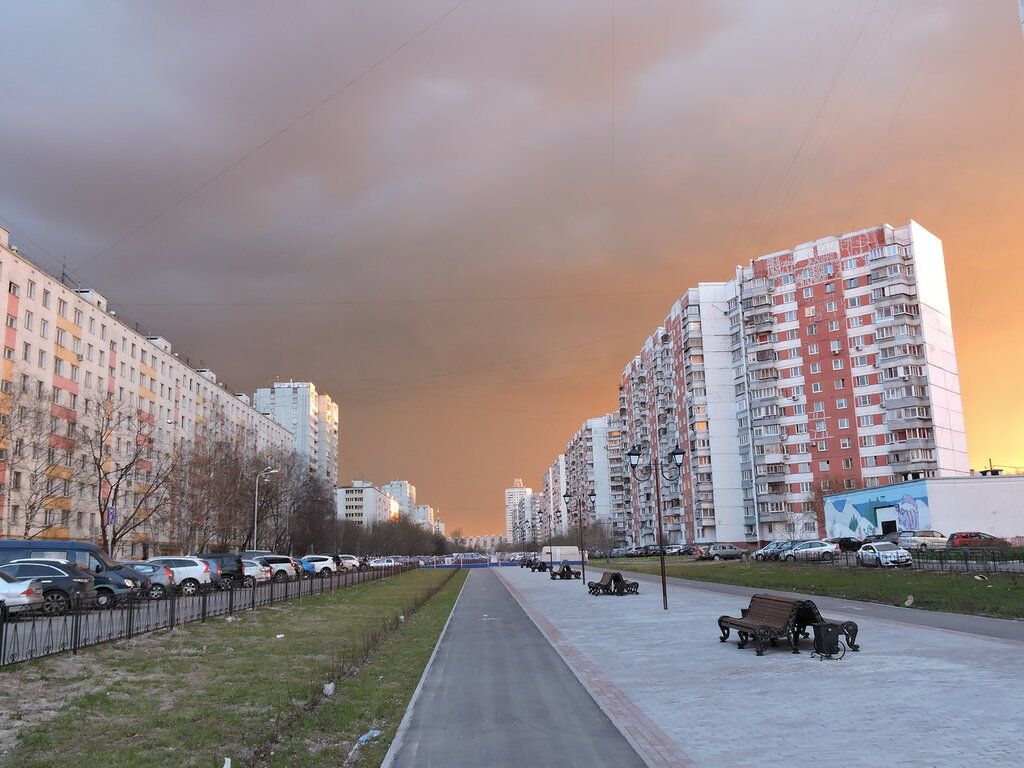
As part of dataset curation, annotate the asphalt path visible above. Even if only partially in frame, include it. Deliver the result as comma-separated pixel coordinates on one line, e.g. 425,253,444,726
382,568,647,768
611,565,1024,642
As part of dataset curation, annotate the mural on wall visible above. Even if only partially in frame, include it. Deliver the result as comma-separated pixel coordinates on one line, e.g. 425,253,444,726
824,483,932,538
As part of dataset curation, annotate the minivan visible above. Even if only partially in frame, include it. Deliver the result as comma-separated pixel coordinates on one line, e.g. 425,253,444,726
0,539,142,606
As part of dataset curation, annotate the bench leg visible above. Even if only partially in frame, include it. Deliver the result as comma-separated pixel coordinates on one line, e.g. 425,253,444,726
753,628,770,656
789,630,801,654
718,623,731,643
841,621,860,651
737,631,749,649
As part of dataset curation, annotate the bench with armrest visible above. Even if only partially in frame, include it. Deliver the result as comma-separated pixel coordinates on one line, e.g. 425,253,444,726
796,600,860,651
550,563,581,580
718,593,804,656
612,572,639,595
588,571,616,595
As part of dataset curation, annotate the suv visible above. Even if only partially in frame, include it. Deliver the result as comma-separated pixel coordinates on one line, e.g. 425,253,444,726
9,557,140,607
696,543,744,561
147,556,213,596
892,530,946,550
946,532,1010,551
258,555,301,582
193,553,245,590
301,555,337,575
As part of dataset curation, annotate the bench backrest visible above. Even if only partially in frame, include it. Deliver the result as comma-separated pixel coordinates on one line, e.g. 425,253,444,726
598,571,615,587
744,594,801,627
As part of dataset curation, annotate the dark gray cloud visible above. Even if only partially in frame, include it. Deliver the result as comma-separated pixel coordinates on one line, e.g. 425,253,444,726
1,1,1023,532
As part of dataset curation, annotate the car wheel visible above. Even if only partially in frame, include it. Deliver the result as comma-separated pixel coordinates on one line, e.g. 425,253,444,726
823,552,834,562
785,555,796,562
712,554,721,561
242,576,255,588
754,554,763,561
219,575,235,590
42,590,70,615
96,589,115,608
272,570,288,583
319,568,332,577
147,584,167,600
180,579,200,597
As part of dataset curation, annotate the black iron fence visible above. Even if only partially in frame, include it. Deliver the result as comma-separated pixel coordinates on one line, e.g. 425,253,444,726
0,563,415,668
753,549,1024,574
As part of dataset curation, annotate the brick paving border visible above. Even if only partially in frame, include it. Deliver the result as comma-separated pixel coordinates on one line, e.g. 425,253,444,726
496,570,697,768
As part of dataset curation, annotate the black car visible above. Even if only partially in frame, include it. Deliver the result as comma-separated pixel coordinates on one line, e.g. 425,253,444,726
11,557,140,608
192,553,245,589
641,544,665,556
2,560,99,613
825,537,863,553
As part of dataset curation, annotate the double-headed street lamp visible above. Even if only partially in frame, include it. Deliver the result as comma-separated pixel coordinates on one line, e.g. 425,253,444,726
562,489,596,584
253,466,278,550
625,443,685,611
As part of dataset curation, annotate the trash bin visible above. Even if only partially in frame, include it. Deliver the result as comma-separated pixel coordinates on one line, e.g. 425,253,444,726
812,622,841,657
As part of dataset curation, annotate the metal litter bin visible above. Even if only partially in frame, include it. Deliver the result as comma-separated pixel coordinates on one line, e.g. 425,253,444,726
812,622,841,657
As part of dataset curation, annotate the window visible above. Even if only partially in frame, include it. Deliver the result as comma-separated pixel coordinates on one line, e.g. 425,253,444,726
840,437,851,448
808,344,819,355
859,415,874,427
7,282,19,296
39,319,48,339
37,349,46,368
55,328,67,347
57,299,68,318
862,455,878,468
73,308,82,326
826,301,838,312
802,287,814,298
22,342,30,361
42,289,51,308
827,320,840,331
847,296,862,308
804,306,816,317
825,283,835,294
2,347,12,361
834,378,845,389
806,324,817,335
23,310,33,331
809,363,821,374
842,458,854,469
830,340,842,353
860,435,876,447
784,311,797,322
811,382,823,393
855,376,871,388
27,281,36,299
786,329,799,340
5,314,15,328
832,359,844,370
818,460,830,471
845,276,858,287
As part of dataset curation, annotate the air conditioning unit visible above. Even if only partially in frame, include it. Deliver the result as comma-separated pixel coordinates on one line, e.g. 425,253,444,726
855,346,863,351
76,354,84,362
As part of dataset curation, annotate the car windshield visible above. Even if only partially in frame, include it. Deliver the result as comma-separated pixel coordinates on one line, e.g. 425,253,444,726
0,570,15,583
874,543,898,551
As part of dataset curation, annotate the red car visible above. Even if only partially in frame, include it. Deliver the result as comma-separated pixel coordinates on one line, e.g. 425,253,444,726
945,532,1010,550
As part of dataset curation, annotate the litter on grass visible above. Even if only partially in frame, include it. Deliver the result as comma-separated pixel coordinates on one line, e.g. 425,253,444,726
358,729,382,743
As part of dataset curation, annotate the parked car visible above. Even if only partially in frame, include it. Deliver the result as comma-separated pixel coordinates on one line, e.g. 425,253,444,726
1,560,99,613
146,556,213,596
257,555,302,582
624,546,645,557
945,532,1011,551
641,544,665,557
752,541,787,561
0,568,45,614
696,543,744,561
862,534,888,544
241,559,273,586
783,540,840,562
856,542,913,568
0,539,141,600
768,540,810,560
122,561,175,599
335,554,360,571
10,557,139,608
369,557,397,568
608,548,628,558
198,558,223,590
193,553,245,590
664,545,684,556
301,555,337,575
824,537,864,553
893,530,946,550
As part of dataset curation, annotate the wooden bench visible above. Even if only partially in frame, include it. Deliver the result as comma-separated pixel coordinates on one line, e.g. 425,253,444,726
718,593,804,656
796,600,861,651
588,571,616,595
612,572,639,595
550,564,581,580
529,560,550,572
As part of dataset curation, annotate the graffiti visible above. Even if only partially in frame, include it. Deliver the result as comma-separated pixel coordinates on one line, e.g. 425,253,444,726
823,482,931,538
895,495,922,531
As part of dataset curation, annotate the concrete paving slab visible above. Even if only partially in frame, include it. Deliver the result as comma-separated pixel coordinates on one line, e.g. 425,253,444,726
383,568,647,768
497,566,1024,768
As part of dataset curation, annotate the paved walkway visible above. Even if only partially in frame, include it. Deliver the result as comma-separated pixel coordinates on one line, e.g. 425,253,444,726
382,568,648,767
494,565,1023,768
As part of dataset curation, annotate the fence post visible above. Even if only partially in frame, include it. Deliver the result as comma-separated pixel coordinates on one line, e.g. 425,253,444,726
251,579,257,611
169,591,177,630
200,590,208,623
71,597,82,656
126,595,136,639
0,601,7,667
228,584,235,616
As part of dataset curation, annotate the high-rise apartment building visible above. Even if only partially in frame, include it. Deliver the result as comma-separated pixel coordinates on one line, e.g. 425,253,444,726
381,480,416,519
0,226,293,555
562,414,626,541
538,456,566,539
617,221,969,547
253,382,339,487
504,478,532,542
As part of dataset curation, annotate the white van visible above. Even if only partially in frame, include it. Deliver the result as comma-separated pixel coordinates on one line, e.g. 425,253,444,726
539,546,584,564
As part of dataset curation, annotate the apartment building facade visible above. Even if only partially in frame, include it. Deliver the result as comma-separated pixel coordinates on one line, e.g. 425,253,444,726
615,221,968,547
253,382,339,487
335,481,398,527
381,480,416,520
562,414,627,543
0,226,294,555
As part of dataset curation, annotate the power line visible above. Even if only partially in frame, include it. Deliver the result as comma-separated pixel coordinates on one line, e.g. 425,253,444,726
69,0,471,277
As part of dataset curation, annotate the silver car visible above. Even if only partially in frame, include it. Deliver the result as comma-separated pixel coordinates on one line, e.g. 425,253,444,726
783,540,840,562
0,568,45,614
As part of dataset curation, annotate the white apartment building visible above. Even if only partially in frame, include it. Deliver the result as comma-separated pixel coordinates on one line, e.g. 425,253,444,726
504,478,531,541
562,414,626,542
538,456,567,538
253,382,339,487
336,481,397,527
616,221,969,547
412,503,434,531
381,480,416,519
0,226,293,555
462,534,506,551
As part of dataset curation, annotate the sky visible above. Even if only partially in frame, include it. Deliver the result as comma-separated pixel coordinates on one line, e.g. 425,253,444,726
1,1,1022,536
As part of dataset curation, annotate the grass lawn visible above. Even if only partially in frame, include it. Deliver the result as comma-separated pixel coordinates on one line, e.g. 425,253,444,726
0,568,466,768
590,558,1024,619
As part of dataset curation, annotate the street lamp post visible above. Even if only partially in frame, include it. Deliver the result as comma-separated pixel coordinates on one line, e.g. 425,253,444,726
562,489,597,585
626,443,685,611
252,467,278,550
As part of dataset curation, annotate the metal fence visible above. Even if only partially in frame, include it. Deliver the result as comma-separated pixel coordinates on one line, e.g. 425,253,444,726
756,549,1024,574
0,563,415,668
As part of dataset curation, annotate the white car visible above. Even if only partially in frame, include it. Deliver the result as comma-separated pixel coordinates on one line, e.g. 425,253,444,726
857,542,914,568
0,568,45,613
302,555,337,575
335,555,360,571
894,530,946,550
369,557,397,569
147,556,213,596
241,559,272,586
